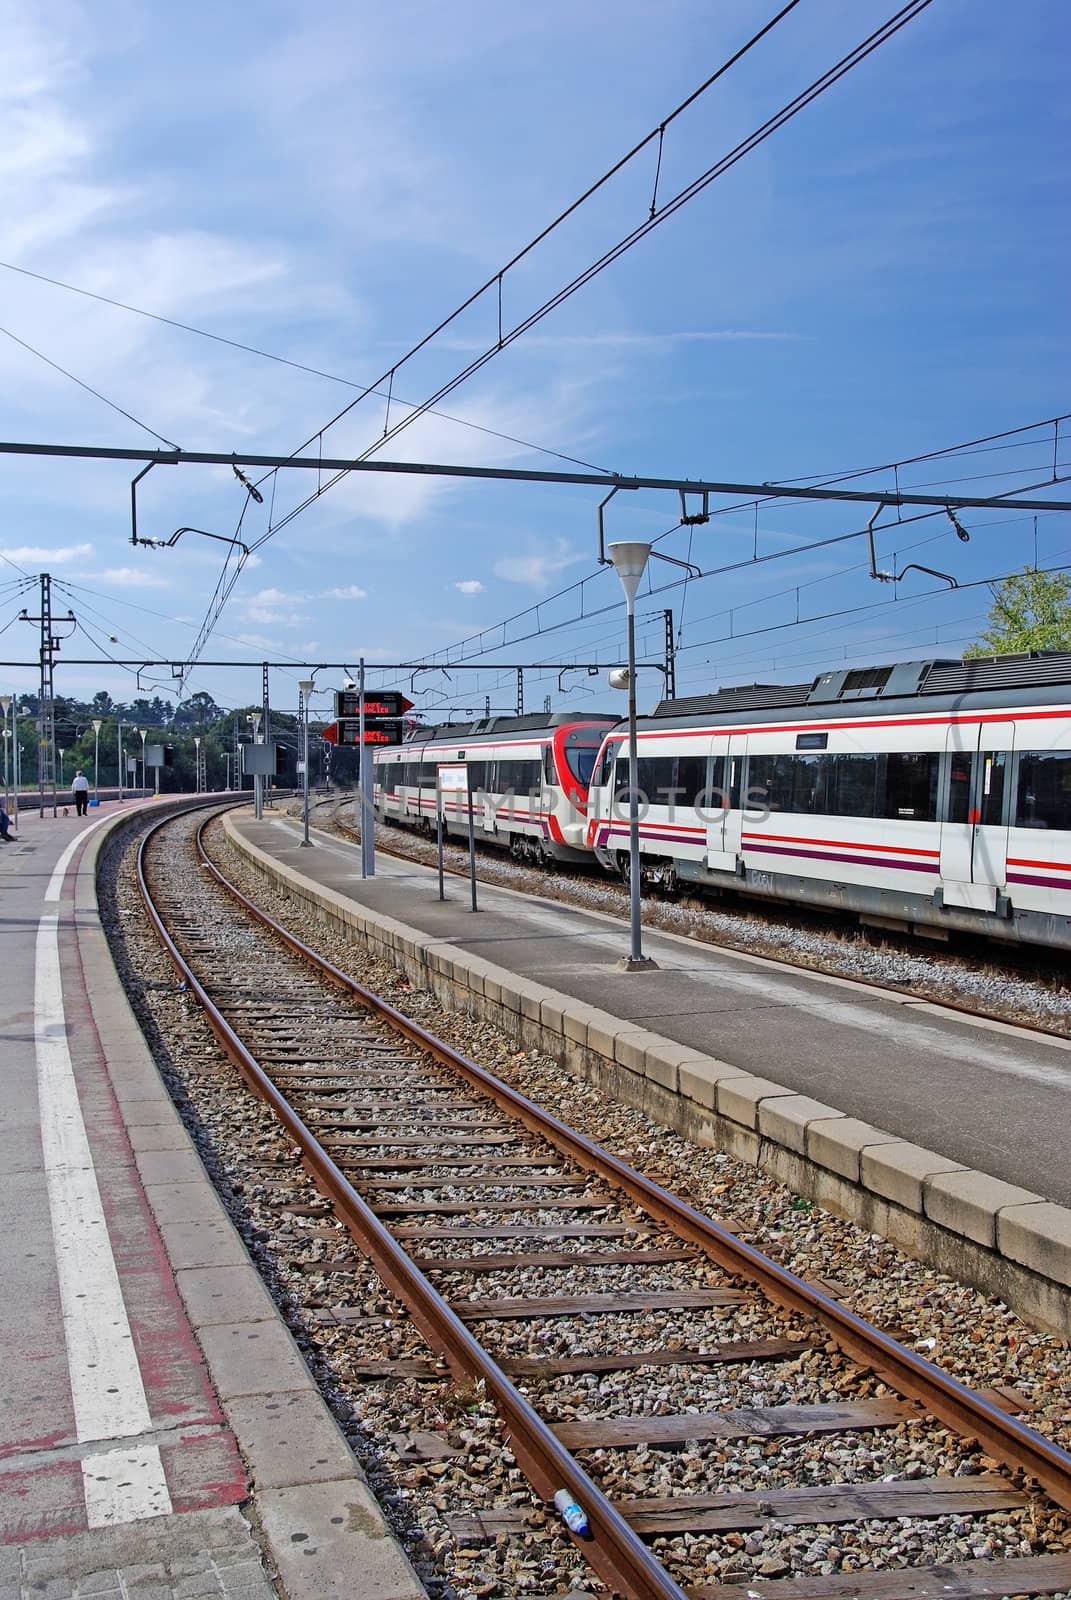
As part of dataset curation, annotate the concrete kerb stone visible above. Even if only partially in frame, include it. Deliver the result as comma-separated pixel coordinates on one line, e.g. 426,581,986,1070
806,1116,901,1184
924,1170,1045,1250
614,1027,678,1083
758,1094,845,1156
717,1073,799,1129
678,1056,740,1110
998,1202,1071,1288
862,1141,968,1214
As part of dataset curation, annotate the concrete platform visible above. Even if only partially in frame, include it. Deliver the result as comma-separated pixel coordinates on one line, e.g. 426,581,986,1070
0,802,424,1599
225,810,1071,1336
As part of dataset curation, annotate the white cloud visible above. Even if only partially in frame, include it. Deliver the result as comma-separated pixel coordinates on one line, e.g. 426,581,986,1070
1,541,93,564
493,538,582,589
454,579,484,594
99,566,168,588
322,584,367,600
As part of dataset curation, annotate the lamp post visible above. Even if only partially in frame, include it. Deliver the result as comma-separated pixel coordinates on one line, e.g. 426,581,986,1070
92,719,102,804
139,728,147,797
298,679,314,846
117,720,124,802
608,541,658,971
194,736,201,794
0,694,11,818
58,748,66,792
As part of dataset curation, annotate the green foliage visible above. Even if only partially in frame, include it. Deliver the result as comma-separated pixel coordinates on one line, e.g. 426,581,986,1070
965,568,1071,658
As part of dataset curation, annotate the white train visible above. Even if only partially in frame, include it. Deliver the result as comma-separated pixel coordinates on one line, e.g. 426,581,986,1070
586,653,1071,949
373,711,617,864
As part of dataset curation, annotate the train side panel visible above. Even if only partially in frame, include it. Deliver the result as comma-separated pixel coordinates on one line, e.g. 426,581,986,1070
586,698,1071,948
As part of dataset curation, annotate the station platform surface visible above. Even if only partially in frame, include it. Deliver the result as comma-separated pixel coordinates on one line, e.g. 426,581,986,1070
234,811,1071,1211
0,801,424,1599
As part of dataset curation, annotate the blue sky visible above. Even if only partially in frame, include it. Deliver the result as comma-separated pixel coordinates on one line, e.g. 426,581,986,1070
1,0,1068,722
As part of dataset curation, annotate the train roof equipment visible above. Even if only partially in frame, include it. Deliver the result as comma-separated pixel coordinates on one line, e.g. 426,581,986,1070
645,650,1071,727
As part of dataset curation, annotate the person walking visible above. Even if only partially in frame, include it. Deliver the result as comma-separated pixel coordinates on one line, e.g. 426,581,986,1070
0,804,10,841
72,769,90,816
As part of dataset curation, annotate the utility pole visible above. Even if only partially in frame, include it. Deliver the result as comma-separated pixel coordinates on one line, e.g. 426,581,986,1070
19,574,74,818
262,661,271,807
516,667,524,716
663,609,676,700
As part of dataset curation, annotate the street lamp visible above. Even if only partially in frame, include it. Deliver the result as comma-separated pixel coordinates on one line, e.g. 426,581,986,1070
92,719,102,804
608,541,658,971
59,747,66,791
139,728,147,797
194,735,201,794
298,679,314,846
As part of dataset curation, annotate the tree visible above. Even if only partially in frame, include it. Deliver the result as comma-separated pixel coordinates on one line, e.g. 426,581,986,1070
965,568,1071,657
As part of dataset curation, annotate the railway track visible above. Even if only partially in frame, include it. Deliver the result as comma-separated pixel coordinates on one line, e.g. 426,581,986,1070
135,802,1071,1599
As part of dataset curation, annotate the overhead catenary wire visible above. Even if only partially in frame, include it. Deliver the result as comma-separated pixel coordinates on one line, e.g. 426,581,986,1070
0,323,182,451
239,0,935,564
384,413,1067,679
0,260,610,477
178,1,901,674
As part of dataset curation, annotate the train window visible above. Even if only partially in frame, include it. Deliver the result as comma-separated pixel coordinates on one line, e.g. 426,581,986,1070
728,754,742,810
592,744,616,788
677,755,708,804
880,752,938,821
747,753,827,815
829,753,879,818
947,753,972,823
747,754,795,813
496,759,541,792
1015,752,1071,830
466,760,489,789
981,752,1008,827
419,763,437,786
636,756,677,805
793,754,828,814
543,746,557,787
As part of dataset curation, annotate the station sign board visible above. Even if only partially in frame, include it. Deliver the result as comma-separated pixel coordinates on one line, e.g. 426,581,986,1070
335,689,414,719
337,717,404,746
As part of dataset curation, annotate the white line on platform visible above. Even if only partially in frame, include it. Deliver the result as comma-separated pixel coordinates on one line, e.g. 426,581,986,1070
45,809,123,903
34,909,172,1525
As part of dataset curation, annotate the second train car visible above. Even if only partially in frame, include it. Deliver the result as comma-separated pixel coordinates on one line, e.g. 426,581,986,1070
373,710,616,864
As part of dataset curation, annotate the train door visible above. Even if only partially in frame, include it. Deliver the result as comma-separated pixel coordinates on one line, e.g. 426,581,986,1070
939,723,1013,911
705,734,743,873
482,759,499,837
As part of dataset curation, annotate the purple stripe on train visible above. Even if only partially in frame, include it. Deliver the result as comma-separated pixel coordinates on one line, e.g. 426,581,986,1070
1007,872,1071,892
747,842,940,875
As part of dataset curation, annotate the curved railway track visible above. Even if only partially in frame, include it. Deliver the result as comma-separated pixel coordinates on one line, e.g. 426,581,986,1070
136,801,1071,1599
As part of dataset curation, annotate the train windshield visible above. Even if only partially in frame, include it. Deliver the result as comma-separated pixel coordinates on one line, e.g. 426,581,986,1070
566,746,598,785
563,734,605,786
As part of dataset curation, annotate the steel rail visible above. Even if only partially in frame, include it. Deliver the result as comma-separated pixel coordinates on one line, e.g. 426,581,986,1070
135,806,688,1600
187,805,1071,1516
